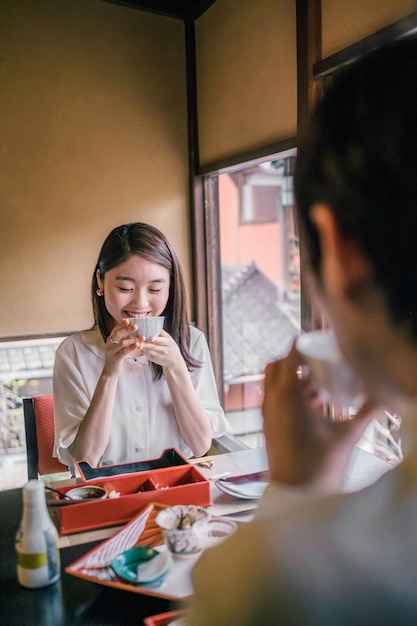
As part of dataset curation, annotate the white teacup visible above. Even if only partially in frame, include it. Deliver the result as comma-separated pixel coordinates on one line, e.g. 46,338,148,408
296,330,363,410
155,505,210,558
128,316,165,340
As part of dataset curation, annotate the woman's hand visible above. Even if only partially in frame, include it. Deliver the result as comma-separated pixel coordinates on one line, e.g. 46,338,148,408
145,330,213,457
103,319,141,375
140,330,183,370
262,342,375,492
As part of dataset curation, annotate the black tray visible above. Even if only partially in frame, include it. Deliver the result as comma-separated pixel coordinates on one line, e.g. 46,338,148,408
77,448,189,481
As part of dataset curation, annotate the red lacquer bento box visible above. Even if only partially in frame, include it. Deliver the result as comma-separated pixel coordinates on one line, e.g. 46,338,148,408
143,610,186,626
48,448,211,535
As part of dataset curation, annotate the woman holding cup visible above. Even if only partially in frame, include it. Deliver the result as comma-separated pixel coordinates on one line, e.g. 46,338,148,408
53,222,229,469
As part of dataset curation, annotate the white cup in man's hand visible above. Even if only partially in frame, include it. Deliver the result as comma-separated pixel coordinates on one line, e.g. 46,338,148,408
296,330,363,411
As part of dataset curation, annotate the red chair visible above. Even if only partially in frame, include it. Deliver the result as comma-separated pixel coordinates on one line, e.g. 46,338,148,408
23,394,70,479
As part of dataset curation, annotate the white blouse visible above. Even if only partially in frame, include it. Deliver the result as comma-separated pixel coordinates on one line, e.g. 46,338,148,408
53,325,229,468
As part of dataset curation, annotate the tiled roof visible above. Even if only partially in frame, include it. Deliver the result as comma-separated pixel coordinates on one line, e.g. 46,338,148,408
0,337,64,381
222,262,300,382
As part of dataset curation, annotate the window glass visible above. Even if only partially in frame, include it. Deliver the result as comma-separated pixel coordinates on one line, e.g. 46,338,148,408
218,151,301,448
0,337,63,490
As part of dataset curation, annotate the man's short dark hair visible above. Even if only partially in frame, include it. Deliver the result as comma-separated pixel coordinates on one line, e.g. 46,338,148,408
295,36,417,339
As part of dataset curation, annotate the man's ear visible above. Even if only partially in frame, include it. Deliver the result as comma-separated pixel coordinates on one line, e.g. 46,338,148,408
310,203,372,302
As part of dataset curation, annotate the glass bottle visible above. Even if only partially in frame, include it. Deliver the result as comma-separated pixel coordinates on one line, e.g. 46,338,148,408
15,480,60,588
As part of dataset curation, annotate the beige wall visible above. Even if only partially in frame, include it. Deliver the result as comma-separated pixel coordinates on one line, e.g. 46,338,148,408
0,0,188,338
322,0,417,58
195,0,416,166
2,0,415,340
195,0,297,166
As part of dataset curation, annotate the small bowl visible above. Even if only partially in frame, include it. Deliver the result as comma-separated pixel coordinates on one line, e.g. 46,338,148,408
111,547,170,586
193,516,238,549
155,505,210,557
128,316,165,340
66,485,108,501
296,330,363,409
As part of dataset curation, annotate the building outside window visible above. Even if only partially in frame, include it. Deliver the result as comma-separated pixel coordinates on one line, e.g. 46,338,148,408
213,152,400,464
217,151,301,448
0,337,63,490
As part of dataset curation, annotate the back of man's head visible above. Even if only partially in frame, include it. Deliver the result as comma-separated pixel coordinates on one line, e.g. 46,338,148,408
295,36,417,339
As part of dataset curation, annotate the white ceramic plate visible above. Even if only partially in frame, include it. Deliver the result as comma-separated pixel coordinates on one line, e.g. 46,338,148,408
215,478,268,499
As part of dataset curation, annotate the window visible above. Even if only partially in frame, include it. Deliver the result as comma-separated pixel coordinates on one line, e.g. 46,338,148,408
211,13,416,458
208,148,301,449
200,140,402,464
0,337,64,490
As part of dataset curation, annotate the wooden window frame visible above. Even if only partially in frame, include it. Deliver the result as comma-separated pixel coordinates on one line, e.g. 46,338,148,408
187,7,417,399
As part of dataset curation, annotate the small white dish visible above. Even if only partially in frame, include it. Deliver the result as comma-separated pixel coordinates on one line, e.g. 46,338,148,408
215,479,268,500
112,547,170,585
66,485,108,500
193,516,238,549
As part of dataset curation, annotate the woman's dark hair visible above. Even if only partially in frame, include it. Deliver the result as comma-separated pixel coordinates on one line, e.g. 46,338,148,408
91,222,200,379
295,37,417,339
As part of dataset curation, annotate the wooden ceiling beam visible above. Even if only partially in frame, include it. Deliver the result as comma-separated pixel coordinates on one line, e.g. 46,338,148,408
101,0,217,21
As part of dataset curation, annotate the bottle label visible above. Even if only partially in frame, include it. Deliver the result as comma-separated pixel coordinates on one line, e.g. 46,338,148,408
18,552,48,569
16,529,60,581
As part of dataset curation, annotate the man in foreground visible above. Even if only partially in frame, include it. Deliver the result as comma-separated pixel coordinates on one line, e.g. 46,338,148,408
187,36,417,625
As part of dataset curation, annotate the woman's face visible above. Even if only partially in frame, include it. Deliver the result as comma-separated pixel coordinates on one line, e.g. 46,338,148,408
97,254,170,324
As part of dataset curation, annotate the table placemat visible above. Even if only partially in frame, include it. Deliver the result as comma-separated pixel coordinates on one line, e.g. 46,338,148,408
66,503,201,600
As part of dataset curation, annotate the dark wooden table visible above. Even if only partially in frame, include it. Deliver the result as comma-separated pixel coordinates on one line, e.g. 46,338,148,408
0,488,175,625
0,448,271,625
1,445,387,624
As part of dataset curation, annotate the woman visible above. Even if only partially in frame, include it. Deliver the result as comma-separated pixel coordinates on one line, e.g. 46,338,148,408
53,222,229,469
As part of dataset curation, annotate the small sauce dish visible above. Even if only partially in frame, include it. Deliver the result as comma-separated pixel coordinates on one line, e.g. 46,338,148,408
193,516,238,549
111,547,170,586
66,485,108,500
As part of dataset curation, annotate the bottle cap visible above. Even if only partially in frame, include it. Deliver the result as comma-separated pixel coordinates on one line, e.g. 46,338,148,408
23,480,45,505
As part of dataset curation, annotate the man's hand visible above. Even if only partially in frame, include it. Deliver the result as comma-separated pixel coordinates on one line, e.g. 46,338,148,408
262,342,374,492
